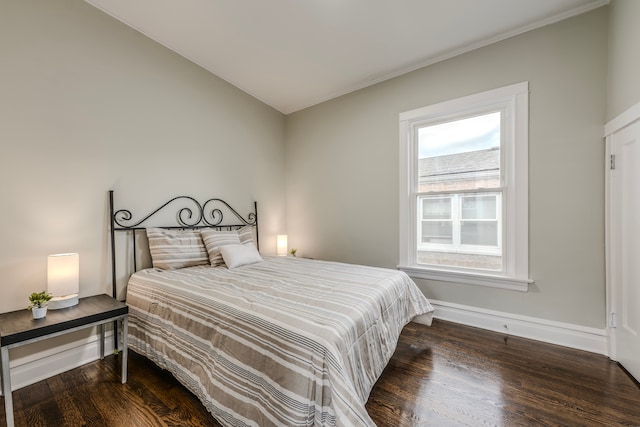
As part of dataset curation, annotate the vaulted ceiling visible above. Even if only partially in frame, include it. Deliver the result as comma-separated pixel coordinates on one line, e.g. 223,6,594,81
85,0,609,114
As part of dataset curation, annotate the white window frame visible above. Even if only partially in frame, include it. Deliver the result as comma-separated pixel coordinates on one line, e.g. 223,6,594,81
399,82,531,291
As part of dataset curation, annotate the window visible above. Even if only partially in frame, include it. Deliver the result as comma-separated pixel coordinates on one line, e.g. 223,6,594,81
399,82,530,291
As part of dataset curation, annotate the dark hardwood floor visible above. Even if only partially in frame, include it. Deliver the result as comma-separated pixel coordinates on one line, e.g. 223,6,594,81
366,320,640,426
2,319,639,426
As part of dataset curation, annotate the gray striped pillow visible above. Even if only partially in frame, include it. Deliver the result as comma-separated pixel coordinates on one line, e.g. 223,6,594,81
237,225,256,245
147,228,209,270
201,229,242,267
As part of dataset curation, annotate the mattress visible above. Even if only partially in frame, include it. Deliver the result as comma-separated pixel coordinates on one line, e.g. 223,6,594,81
126,256,434,426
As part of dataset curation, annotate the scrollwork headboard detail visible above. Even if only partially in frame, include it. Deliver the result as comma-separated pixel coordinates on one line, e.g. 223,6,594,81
109,190,258,300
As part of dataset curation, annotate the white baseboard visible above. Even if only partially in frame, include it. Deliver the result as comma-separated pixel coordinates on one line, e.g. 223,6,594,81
1,331,117,395
430,299,609,356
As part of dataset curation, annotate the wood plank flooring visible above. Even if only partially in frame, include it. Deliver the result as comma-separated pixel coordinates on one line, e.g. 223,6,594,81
2,319,639,426
366,320,640,426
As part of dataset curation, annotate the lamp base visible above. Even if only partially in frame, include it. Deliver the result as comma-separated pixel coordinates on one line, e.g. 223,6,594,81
48,294,79,310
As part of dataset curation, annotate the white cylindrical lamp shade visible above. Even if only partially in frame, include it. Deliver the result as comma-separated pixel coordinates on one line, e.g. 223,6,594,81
276,235,288,256
47,253,79,309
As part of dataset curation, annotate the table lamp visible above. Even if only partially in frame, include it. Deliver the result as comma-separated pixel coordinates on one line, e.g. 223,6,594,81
276,235,288,256
47,253,79,310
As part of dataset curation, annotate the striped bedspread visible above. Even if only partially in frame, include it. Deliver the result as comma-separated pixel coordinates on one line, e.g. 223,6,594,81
126,256,434,426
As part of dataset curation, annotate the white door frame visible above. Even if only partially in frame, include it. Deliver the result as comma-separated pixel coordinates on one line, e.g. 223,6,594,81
604,101,640,364
605,134,614,360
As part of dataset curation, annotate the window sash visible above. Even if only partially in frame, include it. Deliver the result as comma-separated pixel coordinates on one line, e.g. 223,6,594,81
417,191,502,256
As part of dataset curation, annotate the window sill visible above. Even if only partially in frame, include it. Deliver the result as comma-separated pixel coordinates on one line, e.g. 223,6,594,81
397,265,532,292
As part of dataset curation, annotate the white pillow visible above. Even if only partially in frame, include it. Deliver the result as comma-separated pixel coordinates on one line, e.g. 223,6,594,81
219,243,263,269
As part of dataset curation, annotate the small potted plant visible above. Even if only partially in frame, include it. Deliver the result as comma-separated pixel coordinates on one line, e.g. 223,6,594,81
289,248,297,257
28,291,52,319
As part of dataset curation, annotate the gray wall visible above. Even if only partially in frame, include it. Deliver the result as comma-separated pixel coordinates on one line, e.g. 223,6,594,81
607,0,640,120
0,0,286,314
0,0,622,352
285,9,608,328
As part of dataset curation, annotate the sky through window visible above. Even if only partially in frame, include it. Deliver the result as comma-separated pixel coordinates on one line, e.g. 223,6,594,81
418,112,500,158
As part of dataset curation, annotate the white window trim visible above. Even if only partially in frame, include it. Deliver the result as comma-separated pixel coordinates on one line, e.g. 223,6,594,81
398,82,532,291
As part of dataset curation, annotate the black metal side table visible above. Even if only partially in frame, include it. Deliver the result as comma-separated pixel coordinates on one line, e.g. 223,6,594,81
0,294,128,427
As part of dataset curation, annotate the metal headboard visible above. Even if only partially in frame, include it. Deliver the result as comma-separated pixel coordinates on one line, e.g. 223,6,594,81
108,190,258,300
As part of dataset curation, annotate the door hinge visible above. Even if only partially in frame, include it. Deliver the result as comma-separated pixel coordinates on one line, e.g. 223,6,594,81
610,154,616,170
610,312,617,328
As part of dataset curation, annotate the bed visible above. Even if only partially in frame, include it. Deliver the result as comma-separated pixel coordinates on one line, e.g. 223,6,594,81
109,191,434,426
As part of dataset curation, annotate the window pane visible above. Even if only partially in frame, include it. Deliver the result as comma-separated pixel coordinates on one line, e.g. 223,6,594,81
421,221,452,244
461,221,498,246
418,112,501,192
422,197,451,219
461,195,497,219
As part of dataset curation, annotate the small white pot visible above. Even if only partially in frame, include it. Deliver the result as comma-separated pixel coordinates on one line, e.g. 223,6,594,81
32,306,47,319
